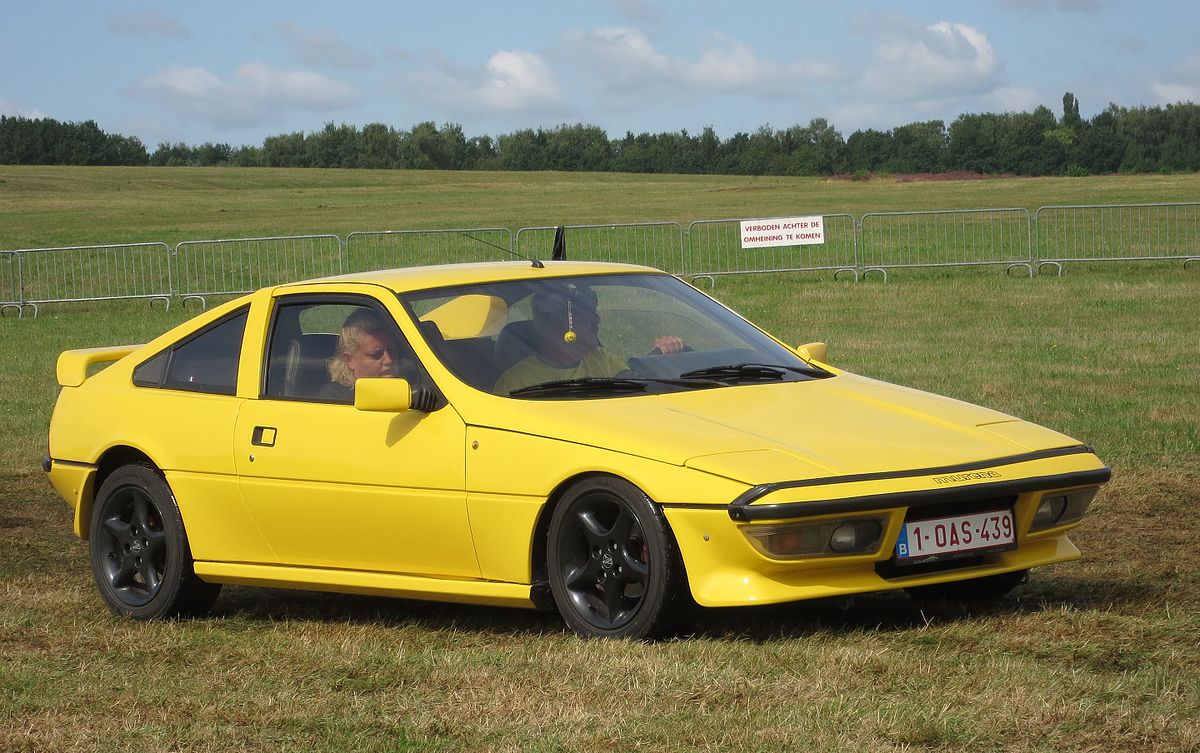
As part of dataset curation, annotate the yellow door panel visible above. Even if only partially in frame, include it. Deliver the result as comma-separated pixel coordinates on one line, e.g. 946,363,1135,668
234,400,478,577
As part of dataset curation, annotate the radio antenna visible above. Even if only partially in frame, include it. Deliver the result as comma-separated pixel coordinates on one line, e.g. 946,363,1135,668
461,232,544,268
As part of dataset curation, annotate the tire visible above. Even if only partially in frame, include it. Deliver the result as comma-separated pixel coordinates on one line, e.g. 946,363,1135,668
906,569,1028,604
547,477,686,639
89,464,220,620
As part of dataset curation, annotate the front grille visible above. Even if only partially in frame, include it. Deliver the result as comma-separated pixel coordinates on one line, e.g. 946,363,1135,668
903,494,1016,522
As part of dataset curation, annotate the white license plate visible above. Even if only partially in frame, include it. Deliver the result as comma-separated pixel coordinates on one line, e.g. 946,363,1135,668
895,509,1015,561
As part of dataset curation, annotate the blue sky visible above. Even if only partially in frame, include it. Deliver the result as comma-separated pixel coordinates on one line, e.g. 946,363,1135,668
2,1,1197,148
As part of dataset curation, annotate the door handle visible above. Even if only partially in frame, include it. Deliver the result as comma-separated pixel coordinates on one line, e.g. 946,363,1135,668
251,426,277,447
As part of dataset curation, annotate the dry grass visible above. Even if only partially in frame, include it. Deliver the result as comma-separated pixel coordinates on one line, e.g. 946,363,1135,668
2,169,1198,751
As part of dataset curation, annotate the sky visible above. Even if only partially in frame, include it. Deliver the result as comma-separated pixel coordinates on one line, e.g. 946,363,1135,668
2,1,1198,148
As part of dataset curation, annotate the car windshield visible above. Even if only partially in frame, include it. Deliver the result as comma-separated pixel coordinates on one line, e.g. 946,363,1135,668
399,272,830,399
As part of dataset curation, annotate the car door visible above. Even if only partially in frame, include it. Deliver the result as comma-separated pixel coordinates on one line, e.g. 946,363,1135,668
233,292,479,578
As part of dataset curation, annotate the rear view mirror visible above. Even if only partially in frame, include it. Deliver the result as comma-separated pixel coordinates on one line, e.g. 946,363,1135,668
796,342,828,363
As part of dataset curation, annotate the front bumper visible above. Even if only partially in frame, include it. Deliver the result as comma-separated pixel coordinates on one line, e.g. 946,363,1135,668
662,445,1110,607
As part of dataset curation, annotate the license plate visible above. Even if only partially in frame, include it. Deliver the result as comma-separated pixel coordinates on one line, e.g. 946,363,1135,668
894,509,1015,562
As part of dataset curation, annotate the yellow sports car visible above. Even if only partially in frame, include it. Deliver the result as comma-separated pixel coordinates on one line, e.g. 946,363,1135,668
45,261,1110,638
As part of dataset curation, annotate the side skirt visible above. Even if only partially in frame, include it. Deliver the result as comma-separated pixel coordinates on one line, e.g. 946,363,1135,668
193,561,537,609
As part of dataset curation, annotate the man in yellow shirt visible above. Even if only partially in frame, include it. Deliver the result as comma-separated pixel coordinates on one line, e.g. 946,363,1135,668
495,285,683,395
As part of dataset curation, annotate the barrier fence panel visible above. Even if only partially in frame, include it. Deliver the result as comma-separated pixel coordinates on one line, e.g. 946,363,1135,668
859,208,1033,280
12,242,173,316
684,214,858,281
173,235,342,304
1035,202,1200,273
514,222,684,273
1,251,20,315
7,202,1199,318
344,228,513,273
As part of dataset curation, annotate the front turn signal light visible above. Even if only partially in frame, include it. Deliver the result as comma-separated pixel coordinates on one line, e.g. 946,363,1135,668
1030,487,1099,532
744,516,886,559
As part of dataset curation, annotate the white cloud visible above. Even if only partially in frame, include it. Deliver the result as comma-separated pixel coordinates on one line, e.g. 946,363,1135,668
107,11,188,38
829,102,888,133
684,33,841,92
477,51,564,111
564,28,674,95
610,0,661,24
1152,54,1200,104
0,97,47,119
399,49,565,120
1152,83,1199,103
275,23,374,71
129,63,361,128
860,20,1002,102
562,27,842,107
999,0,1110,11
141,66,221,99
985,86,1041,113
1102,32,1146,56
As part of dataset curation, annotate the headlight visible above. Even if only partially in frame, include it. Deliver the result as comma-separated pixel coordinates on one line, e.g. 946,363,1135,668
744,516,886,559
829,519,884,553
1030,487,1099,532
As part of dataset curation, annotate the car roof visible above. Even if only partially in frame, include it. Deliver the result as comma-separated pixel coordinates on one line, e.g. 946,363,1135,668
275,261,663,295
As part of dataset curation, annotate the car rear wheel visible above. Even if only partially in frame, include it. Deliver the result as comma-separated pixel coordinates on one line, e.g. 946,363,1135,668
906,569,1028,604
89,464,220,620
547,477,686,639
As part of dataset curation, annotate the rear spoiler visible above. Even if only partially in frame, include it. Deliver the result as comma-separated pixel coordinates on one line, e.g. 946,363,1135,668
56,344,144,387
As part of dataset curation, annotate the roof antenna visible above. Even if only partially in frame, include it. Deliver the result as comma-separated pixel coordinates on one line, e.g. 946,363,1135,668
551,225,566,261
461,231,544,268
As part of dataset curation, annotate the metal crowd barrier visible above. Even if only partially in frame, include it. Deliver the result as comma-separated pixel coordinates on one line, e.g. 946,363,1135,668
1,251,20,316
344,228,513,273
514,222,685,274
858,208,1034,281
8,242,173,317
5,202,1198,318
1035,202,1200,274
173,234,342,307
684,214,858,283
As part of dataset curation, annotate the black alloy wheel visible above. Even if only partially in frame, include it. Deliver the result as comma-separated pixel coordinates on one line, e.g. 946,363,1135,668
89,464,219,620
547,477,685,639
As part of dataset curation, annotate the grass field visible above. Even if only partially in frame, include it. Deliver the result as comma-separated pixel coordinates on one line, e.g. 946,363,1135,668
2,167,1198,752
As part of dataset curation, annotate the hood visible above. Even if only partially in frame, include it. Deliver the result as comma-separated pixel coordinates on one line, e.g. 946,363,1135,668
473,372,1078,484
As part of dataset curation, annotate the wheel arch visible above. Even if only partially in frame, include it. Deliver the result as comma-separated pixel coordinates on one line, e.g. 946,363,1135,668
79,445,162,540
528,470,689,610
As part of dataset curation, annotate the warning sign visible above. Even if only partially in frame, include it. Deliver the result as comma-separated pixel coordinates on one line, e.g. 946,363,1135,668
740,216,825,249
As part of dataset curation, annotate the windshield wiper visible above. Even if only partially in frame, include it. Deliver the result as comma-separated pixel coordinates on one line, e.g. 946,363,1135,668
509,376,721,398
678,362,830,383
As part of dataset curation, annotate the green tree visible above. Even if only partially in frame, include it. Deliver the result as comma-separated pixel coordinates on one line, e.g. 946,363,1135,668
844,129,894,173
262,132,307,167
359,123,401,168
886,120,946,173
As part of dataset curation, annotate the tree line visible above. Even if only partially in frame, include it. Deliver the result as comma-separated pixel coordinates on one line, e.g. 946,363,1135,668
3,94,1198,176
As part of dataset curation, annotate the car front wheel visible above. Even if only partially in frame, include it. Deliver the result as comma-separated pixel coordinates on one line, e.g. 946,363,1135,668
547,477,686,639
89,464,220,620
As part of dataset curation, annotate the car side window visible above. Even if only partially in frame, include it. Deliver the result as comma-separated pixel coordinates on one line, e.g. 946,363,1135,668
132,308,248,395
263,298,423,404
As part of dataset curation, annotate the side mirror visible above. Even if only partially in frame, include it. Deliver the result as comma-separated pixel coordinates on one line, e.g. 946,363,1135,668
354,378,413,412
796,341,828,363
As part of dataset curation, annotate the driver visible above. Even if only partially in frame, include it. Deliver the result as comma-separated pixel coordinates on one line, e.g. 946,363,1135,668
495,285,684,395
322,308,411,401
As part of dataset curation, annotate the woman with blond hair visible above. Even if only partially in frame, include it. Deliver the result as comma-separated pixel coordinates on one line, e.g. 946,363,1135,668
321,308,406,401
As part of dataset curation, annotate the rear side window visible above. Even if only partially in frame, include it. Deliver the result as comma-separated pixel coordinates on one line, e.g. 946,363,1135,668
133,308,248,395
